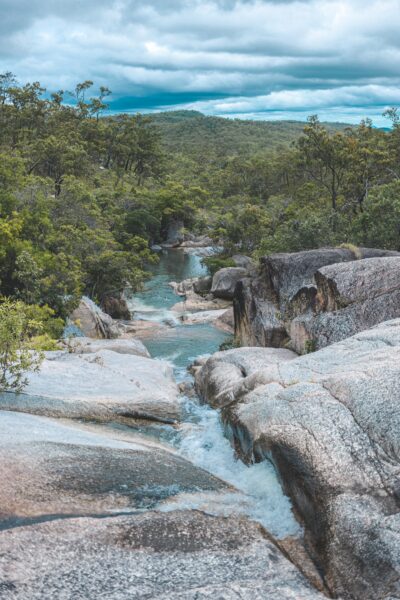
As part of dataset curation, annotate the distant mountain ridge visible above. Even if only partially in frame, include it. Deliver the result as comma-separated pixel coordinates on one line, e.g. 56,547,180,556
148,110,351,157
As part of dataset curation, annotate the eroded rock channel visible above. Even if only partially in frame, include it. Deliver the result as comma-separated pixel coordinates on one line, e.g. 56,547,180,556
0,247,399,599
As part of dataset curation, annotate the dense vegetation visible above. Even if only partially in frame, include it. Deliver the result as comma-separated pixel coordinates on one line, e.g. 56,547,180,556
1,71,400,350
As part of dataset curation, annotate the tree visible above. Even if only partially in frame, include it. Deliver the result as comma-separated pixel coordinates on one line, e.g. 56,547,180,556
0,299,43,392
297,116,349,211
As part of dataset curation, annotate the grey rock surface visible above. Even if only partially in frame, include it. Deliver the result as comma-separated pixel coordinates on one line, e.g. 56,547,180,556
195,346,297,408
172,290,231,313
0,411,225,523
234,247,400,352
70,296,121,339
214,307,235,333
0,512,324,600
0,349,180,423
197,320,400,599
211,267,248,300
0,412,325,599
315,256,400,311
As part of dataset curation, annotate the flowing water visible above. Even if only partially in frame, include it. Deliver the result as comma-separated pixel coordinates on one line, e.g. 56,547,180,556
127,249,300,538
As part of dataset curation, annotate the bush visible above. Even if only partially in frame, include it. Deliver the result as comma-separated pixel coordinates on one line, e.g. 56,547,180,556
0,299,44,392
201,255,235,276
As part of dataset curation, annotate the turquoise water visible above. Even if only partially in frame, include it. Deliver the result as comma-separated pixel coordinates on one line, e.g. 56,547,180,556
126,249,300,538
134,250,208,311
128,250,230,369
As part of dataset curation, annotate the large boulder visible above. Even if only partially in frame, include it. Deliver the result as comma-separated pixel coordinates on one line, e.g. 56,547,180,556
196,320,400,599
234,247,400,350
0,412,325,599
70,296,120,339
314,255,400,311
290,256,400,353
211,267,248,300
0,349,180,423
195,346,297,408
101,295,131,320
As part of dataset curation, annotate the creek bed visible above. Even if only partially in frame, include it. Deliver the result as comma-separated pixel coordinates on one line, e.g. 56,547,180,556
126,249,300,538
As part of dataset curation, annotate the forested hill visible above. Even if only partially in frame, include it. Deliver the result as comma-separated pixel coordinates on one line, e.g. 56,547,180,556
149,110,349,156
0,74,400,350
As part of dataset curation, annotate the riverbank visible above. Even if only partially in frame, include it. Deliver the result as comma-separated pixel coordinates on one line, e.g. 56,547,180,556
0,248,326,599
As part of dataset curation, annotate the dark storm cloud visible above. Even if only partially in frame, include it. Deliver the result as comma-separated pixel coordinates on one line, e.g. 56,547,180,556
1,0,399,124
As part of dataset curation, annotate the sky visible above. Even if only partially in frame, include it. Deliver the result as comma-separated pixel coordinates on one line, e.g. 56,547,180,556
1,0,400,125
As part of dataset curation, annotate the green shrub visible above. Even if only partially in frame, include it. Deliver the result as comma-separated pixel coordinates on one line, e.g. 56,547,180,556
202,255,235,276
0,299,44,392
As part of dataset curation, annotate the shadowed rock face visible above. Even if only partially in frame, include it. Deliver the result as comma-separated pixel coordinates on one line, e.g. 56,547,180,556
0,412,325,600
196,320,400,600
234,247,400,352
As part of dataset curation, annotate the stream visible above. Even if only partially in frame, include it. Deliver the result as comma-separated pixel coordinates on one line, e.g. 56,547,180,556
126,249,300,539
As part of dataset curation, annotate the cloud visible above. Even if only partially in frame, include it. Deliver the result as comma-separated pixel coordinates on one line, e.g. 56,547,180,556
0,0,399,123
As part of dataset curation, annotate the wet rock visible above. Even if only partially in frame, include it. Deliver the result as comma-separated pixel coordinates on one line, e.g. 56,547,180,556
211,267,248,300
197,319,400,599
0,350,180,423
193,275,213,294
0,411,225,523
178,380,196,397
70,296,121,339
62,336,150,358
170,276,212,297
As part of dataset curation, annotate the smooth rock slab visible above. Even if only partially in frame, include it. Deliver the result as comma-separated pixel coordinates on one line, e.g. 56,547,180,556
0,511,325,600
0,411,226,525
0,349,180,422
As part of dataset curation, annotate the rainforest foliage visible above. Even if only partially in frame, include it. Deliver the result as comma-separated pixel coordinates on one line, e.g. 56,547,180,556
1,72,400,342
